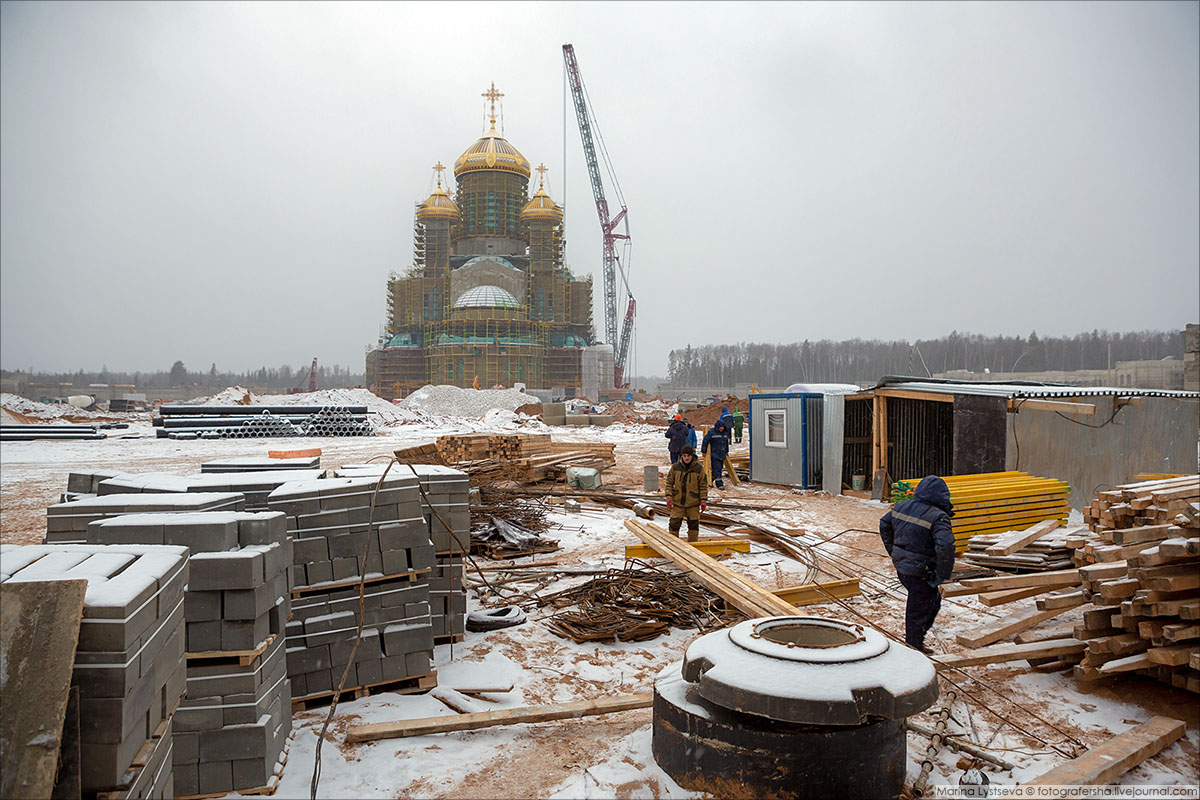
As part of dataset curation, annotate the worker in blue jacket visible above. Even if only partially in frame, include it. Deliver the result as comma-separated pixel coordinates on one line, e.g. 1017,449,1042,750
664,414,689,463
685,421,698,450
701,419,731,489
878,475,956,653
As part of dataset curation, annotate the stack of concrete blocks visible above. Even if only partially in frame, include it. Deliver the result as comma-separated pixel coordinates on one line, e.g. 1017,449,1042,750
98,470,325,512
407,465,470,641
266,476,438,703
542,401,567,426
588,415,616,427
0,543,188,799
63,468,127,501
201,455,321,473
84,512,295,797
45,492,246,544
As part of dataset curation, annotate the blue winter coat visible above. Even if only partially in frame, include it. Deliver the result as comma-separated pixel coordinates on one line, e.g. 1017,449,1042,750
879,476,955,581
665,419,689,452
718,406,734,430
701,423,730,460
686,426,698,449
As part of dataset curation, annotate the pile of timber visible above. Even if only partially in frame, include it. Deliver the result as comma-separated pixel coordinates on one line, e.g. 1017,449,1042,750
892,471,1070,554
397,434,616,484
962,520,1098,572
1083,474,1200,536
726,454,750,480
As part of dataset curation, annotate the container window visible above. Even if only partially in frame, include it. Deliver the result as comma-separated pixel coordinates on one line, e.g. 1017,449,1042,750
765,409,786,448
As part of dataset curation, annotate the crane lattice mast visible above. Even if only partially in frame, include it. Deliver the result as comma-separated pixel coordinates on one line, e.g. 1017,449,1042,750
563,43,635,387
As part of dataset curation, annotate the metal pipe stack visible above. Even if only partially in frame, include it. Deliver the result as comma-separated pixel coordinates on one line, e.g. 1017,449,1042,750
152,405,374,439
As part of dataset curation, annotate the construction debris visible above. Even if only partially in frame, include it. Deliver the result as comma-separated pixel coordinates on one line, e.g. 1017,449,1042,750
471,517,559,560
537,563,740,643
1024,716,1185,786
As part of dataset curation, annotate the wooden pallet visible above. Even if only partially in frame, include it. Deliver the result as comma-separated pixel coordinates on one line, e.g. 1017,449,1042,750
187,634,276,667
291,671,438,712
434,633,465,645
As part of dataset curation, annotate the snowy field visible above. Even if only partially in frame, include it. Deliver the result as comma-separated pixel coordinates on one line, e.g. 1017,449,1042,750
1,389,1197,798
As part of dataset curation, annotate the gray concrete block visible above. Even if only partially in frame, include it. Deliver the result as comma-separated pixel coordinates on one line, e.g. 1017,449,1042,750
290,671,306,697
378,519,430,551
405,650,432,676
185,589,222,622
222,614,269,651
162,518,239,551
410,545,435,570
198,760,233,795
355,657,382,686
187,620,222,653
331,558,357,581
297,508,349,530
233,757,271,791
173,763,199,797
382,621,434,657
173,730,199,765
236,512,288,546
189,549,264,591
199,716,271,761
304,559,333,585
381,548,409,575
292,535,328,564
328,531,368,560
305,669,332,694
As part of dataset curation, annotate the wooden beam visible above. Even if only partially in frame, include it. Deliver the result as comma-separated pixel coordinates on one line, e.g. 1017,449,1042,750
624,520,797,617
1024,717,1185,786
624,539,750,559
345,693,653,743
1007,398,1096,416
770,578,861,607
935,638,1086,670
879,395,889,476
874,388,955,403
942,567,1080,597
956,603,1079,649
977,586,1051,607
984,519,1061,556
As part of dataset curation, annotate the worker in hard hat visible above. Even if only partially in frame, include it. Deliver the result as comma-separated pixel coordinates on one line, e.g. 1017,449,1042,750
665,413,689,464
878,475,956,654
665,445,707,542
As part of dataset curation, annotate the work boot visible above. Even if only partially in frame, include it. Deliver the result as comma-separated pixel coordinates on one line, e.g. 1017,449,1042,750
715,481,724,489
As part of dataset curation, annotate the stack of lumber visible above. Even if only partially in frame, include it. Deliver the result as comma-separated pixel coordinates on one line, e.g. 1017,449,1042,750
430,434,616,483
962,520,1094,572
892,471,1070,554
1071,530,1199,692
726,453,750,480
1083,475,1199,536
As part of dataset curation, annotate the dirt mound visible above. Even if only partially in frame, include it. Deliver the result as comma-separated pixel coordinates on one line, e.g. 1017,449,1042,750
679,398,747,429
515,402,543,416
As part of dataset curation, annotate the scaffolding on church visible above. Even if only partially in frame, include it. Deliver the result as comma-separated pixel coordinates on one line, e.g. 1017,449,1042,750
424,317,548,389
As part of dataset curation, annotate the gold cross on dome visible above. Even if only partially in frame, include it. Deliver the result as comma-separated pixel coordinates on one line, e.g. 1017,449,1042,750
482,82,504,127
432,161,446,189
535,163,548,189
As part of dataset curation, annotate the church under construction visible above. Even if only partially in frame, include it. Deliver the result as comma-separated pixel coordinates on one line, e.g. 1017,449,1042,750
365,84,613,400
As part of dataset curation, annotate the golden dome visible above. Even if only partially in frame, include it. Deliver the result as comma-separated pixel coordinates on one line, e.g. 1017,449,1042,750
417,163,461,221
521,163,563,222
453,82,532,179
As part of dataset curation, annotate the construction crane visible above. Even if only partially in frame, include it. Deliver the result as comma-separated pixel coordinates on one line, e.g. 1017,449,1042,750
563,43,636,388
305,358,318,393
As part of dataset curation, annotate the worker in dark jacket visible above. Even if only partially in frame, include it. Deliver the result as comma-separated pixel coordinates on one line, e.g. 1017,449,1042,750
879,475,956,653
665,414,689,463
665,445,707,541
701,420,731,489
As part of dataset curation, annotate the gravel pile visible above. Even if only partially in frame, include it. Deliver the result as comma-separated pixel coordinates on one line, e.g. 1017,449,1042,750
398,384,536,418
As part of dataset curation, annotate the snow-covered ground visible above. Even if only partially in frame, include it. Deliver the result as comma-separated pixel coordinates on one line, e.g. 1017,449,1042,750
1,388,1197,797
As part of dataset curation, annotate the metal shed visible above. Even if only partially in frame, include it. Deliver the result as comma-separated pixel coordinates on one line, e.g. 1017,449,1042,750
749,385,859,491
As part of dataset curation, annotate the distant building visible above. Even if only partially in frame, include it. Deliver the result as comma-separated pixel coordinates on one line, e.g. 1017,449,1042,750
1186,323,1199,393
366,84,605,400
936,358,1185,391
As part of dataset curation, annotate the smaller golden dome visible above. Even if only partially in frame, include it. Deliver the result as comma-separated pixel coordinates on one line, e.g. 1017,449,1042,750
520,164,563,222
417,163,461,221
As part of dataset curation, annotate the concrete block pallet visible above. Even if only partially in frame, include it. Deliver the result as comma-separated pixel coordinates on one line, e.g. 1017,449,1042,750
268,475,444,708
96,470,326,512
84,511,295,798
0,543,189,797
45,493,246,544
201,456,321,473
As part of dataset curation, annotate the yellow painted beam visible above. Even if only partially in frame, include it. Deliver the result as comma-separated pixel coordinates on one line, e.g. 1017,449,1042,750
770,578,861,606
625,539,750,559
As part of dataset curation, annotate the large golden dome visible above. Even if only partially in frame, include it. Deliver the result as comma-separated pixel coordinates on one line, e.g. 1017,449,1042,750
454,82,531,179
453,126,531,178
417,163,461,220
521,164,563,222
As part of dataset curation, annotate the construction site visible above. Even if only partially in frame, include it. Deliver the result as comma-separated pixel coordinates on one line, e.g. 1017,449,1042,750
3,13,1200,800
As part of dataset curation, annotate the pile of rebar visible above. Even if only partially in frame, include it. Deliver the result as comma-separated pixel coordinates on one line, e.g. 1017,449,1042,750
538,563,742,643
470,486,553,533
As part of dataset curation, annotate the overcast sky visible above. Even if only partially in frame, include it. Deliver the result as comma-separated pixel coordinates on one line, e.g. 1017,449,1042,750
2,1,1197,378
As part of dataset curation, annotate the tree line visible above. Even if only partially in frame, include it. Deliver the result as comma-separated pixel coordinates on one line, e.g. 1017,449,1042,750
667,329,1187,387
5,362,366,390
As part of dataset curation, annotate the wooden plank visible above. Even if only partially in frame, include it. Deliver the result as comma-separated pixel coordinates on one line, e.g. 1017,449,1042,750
956,603,1077,649
1014,624,1076,645
1098,653,1153,674
875,388,955,403
1007,398,1096,416
1025,717,1185,786
935,638,1086,670
942,568,1080,596
624,520,796,617
723,455,740,486
770,578,861,607
0,579,88,800
1146,644,1198,667
345,692,653,743
978,586,1052,607
624,539,750,559
984,519,1062,556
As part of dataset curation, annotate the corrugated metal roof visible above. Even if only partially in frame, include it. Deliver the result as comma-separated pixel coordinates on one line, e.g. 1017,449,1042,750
875,376,1200,400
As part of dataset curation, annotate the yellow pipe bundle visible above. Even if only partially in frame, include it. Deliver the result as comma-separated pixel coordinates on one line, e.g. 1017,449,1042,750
892,471,1070,554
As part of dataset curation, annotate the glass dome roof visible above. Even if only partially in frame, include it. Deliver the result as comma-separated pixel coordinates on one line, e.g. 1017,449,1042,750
453,285,521,309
